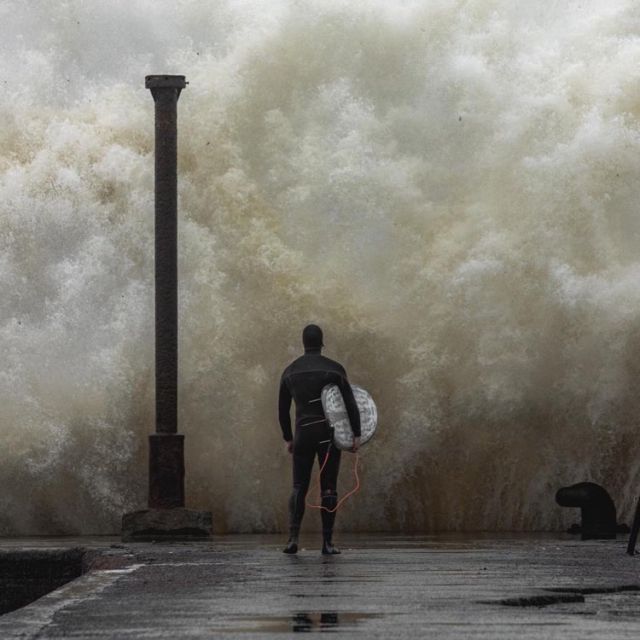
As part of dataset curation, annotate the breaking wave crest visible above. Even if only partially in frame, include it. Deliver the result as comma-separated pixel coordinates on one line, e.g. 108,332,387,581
1,0,640,533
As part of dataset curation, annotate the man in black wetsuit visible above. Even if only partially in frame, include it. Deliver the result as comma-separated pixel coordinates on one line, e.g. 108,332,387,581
278,324,361,555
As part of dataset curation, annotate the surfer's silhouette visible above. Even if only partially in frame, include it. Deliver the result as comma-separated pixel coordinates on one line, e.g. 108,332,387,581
278,324,361,554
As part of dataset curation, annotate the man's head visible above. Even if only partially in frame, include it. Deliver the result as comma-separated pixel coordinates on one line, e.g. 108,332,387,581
302,324,324,351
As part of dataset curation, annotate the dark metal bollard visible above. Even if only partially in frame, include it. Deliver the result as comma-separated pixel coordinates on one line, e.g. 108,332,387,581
556,482,618,540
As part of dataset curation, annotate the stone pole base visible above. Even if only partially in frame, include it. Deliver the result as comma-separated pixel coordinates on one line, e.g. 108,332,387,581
121,508,213,542
121,434,212,542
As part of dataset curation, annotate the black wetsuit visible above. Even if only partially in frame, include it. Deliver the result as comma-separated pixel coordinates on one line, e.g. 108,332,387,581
279,348,361,542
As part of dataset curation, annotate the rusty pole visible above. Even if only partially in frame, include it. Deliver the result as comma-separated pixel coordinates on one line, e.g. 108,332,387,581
121,75,211,540
145,74,187,509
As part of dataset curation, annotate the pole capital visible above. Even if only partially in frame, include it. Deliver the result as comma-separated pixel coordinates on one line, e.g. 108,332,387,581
145,75,188,101
145,75,187,89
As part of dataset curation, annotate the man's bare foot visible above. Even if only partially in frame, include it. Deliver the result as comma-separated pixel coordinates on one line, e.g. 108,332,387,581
283,540,298,554
322,541,341,555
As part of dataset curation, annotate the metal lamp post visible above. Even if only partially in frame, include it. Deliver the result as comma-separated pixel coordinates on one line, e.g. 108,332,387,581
121,75,212,541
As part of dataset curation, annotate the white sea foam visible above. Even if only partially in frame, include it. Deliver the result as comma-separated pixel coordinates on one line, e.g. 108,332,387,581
1,0,639,533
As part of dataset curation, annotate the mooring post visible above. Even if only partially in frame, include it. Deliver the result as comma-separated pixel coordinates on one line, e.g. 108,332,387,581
121,75,211,541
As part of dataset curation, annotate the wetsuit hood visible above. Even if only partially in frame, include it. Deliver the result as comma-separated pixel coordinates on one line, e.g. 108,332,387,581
302,324,324,352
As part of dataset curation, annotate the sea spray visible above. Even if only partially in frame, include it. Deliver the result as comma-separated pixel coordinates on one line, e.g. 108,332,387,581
1,0,640,534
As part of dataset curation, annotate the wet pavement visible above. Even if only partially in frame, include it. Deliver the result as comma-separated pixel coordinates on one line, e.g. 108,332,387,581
1,533,640,638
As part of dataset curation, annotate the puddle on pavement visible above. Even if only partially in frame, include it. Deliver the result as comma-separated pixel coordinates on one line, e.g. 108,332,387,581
481,584,640,620
215,611,383,633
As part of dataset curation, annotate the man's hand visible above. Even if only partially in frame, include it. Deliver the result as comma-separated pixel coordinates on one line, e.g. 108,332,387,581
285,440,293,454
351,436,361,453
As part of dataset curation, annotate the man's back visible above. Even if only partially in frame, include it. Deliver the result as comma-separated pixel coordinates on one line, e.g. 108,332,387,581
279,349,361,442
281,352,350,430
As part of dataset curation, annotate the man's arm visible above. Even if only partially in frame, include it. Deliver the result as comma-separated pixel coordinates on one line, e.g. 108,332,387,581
278,373,293,442
337,372,361,437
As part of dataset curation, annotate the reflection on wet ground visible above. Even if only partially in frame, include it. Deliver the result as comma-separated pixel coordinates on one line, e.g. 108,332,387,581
218,612,383,633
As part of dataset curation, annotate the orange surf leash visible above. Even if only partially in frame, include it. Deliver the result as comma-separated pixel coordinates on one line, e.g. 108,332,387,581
306,446,361,513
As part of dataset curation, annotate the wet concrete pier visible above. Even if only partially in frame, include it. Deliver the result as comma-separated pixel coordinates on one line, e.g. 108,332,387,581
1,534,639,638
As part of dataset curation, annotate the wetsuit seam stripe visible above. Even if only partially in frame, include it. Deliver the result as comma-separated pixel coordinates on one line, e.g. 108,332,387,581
285,370,346,378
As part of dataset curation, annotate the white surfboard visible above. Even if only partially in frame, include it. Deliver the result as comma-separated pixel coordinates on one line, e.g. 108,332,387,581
321,384,377,451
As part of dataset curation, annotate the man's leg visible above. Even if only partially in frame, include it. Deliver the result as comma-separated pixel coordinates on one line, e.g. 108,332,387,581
284,437,314,554
318,441,341,554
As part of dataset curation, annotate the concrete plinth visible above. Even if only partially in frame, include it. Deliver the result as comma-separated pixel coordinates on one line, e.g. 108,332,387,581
121,508,212,542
